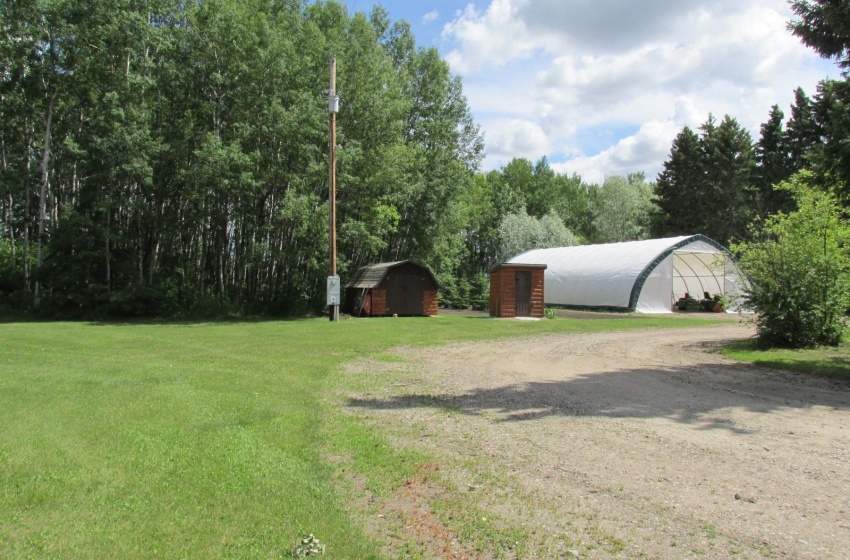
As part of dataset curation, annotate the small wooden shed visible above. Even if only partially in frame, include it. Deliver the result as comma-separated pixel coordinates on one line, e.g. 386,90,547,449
489,263,547,318
346,260,439,317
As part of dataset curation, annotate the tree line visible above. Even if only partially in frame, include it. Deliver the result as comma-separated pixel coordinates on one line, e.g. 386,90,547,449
654,82,850,247
1,0,487,316
1,0,848,318
0,0,662,316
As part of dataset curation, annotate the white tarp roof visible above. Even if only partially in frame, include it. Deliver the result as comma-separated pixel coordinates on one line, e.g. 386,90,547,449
508,235,746,313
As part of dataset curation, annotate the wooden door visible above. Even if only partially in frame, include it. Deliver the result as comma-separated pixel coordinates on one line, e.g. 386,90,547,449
515,271,532,316
387,274,424,315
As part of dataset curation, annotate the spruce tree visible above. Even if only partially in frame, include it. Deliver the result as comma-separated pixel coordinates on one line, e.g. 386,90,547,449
655,126,704,237
755,105,794,215
789,0,850,72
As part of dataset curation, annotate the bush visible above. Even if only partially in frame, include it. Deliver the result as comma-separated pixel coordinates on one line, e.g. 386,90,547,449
733,173,850,348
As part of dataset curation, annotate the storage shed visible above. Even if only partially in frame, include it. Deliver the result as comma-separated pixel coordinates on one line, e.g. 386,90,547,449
489,263,547,318
345,260,439,317
508,235,747,313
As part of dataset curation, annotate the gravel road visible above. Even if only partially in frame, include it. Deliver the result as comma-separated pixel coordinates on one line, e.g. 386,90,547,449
342,323,850,559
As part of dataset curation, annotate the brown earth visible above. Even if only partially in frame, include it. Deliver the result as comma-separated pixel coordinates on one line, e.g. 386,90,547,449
339,322,850,559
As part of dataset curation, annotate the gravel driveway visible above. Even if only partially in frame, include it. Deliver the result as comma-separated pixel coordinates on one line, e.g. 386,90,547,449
341,323,850,559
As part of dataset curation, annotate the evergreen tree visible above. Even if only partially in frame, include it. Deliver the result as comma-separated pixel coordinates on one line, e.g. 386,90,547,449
755,105,794,216
789,0,850,72
701,115,758,244
655,116,756,245
786,87,821,170
654,126,704,236
811,79,850,203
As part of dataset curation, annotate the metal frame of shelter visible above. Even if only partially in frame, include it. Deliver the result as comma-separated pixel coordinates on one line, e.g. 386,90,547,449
628,234,736,310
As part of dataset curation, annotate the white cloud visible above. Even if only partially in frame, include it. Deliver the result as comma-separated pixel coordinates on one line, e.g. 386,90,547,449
553,120,681,184
443,0,539,73
483,118,552,165
423,10,439,23
441,0,841,179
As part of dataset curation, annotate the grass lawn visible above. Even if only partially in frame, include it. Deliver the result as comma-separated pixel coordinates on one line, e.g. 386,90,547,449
0,314,726,559
721,338,850,381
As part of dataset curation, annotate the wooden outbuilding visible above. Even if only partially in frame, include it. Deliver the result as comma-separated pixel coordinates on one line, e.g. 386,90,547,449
489,263,547,318
345,260,439,317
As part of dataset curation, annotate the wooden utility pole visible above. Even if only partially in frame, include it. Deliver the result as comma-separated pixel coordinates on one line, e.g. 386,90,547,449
328,57,340,322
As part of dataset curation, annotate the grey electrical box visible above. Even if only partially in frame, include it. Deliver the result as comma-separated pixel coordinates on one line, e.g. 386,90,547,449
328,95,339,114
327,275,341,306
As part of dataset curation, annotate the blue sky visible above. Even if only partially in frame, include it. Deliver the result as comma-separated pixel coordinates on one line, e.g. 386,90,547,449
340,0,841,183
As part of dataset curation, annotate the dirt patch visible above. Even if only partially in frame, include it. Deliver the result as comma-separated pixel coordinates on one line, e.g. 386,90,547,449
340,323,850,559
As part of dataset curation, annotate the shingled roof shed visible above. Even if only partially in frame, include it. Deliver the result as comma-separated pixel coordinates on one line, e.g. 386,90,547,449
345,260,439,317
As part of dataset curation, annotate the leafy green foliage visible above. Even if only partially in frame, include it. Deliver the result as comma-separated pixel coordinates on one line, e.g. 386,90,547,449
733,172,850,348
294,534,326,557
6,0,848,316
0,0,483,318
591,173,657,243
722,338,850,380
498,209,579,262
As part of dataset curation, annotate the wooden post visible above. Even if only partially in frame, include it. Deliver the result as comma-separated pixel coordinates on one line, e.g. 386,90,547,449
328,57,339,322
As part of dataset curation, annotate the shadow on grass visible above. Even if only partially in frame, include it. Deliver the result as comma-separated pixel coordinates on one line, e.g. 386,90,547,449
747,358,850,381
724,339,850,381
346,358,850,434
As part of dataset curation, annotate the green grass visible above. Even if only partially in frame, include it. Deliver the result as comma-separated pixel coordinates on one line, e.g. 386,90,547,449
0,314,727,559
721,338,850,380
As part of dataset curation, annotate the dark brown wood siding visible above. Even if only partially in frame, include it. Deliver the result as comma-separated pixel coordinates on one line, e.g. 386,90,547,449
515,271,532,316
378,262,438,316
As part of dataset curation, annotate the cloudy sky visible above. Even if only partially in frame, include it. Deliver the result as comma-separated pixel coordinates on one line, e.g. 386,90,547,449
341,0,841,183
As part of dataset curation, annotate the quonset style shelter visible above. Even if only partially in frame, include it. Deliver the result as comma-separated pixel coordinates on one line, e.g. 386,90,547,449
508,235,746,313
345,260,439,317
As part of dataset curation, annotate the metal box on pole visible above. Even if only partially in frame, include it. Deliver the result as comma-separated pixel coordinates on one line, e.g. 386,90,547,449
327,275,341,306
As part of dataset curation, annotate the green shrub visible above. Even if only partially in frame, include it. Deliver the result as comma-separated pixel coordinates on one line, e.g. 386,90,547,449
733,172,850,348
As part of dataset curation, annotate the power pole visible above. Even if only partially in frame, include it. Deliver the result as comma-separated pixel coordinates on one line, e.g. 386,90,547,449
327,57,340,322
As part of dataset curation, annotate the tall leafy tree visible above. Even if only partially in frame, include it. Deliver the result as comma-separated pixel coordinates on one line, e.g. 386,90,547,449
550,172,597,242
591,173,656,243
497,208,578,262
0,0,486,317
